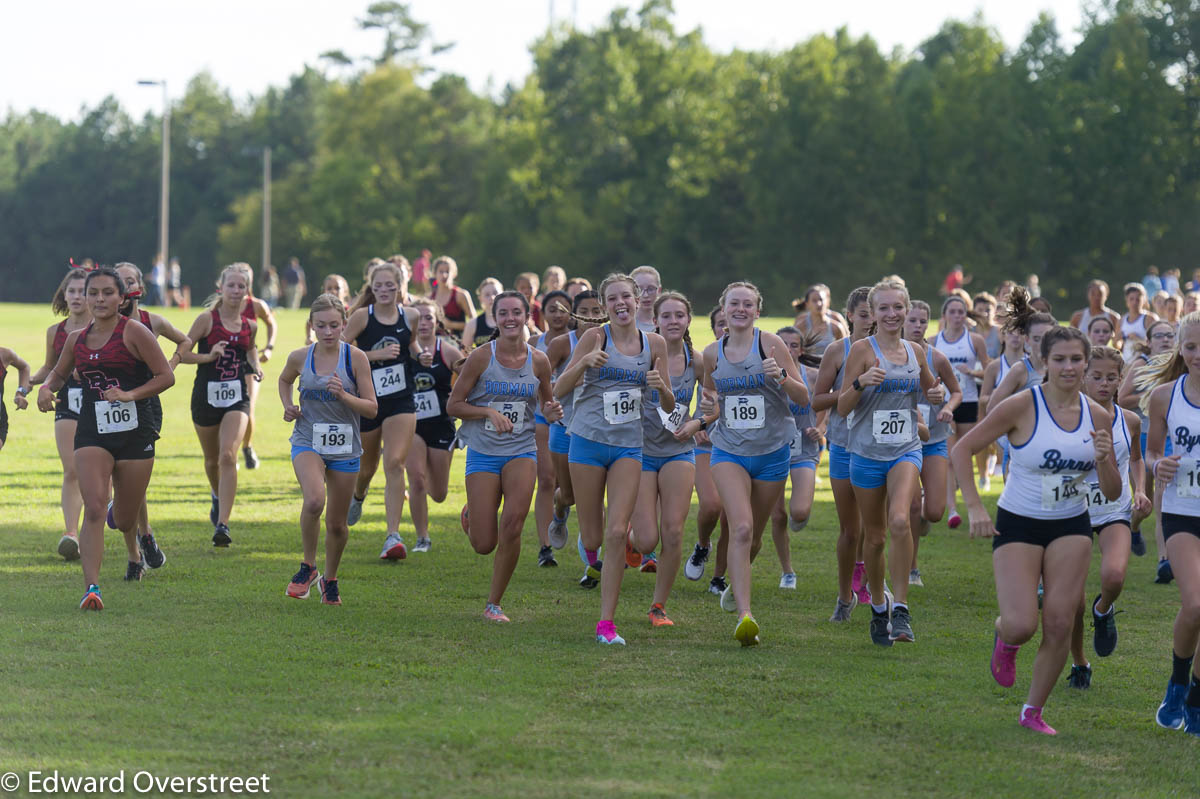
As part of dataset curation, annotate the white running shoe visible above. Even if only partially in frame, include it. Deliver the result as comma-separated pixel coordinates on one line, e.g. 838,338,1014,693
684,544,710,581
412,537,432,553
779,572,797,590
379,532,407,560
909,568,924,587
347,495,364,527
548,507,571,550
719,585,737,612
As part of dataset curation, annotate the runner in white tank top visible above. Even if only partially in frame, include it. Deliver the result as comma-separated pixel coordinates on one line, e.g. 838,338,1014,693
1119,282,1158,363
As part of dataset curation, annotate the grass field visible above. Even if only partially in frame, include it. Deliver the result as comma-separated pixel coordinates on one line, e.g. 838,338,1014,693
1,303,1198,798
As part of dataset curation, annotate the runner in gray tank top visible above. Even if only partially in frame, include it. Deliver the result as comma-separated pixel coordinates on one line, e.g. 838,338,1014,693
531,289,574,566
279,295,378,607
567,326,653,447
447,291,560,624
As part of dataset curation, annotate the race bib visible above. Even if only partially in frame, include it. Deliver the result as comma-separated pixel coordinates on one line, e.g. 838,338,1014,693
873,409,914,445
1176,458,1200,499
486,401,526,433
603,389,641,425
1041,474,1082,511
789,427,806,460
312,423,352,456
414,390,439,421
67,387,82,415
372,365,407,397
657,404,686,433
94,400,137,434
207,380,243,408
724,395,765,429
917,403,932,426
1086,481,1122,517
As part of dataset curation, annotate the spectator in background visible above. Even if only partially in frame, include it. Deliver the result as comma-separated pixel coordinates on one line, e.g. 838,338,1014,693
261,264,281,308
1185,292,1200,317
541,265,566,300
166,257,185,308
282,257,307,309
1163,267,1181,296
515,272,543,330
1026,273,1041,299
146,254,166,305
411,248,431,296
940,264,971,296
1142,265,1163,296
1187,269,1200,293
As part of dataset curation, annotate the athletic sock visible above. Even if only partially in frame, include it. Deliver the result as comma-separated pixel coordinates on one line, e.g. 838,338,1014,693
1188,675,1200,707
893,601,908,612
1093,596,1110,617
585,548,599,566
1172,652,1194,686
871,602,888,614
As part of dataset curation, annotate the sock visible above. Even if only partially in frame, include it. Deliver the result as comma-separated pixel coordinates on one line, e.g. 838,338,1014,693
1093,596,1111,617
1188,675,1200,707
1172,652,1194,686
893,601,908,612
585,548,599,565
1021,703,1039,717
871,602,887,614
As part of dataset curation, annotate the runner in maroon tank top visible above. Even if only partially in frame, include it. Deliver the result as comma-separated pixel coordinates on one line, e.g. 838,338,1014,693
232,264,277,470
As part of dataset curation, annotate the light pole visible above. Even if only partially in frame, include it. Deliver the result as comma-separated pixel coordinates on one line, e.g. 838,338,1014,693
138,79,170,283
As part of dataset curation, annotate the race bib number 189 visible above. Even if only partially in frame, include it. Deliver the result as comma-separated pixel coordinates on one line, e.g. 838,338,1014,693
724,395,765,429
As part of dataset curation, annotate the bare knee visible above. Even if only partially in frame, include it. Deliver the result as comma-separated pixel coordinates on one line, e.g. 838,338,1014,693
218,450,238,470
730,521,753,547
471,535,496,555
325,520,348,539
923,497,946,523
301,497,325,517
888,513,910,538
408,469,428,496
1099,565,1126,595
1041,609,1075,643
383,455,405,476
1004,617,1040,644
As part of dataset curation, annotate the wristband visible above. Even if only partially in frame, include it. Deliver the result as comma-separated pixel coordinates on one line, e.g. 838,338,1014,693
16,386,30,397
852,378,863,392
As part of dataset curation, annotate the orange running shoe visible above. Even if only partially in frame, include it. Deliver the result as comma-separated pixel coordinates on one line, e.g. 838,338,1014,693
648,603,674,627
79,584,103,611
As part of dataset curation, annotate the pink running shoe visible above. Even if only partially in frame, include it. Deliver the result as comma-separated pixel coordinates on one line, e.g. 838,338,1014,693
1019,706,1057,735
991,630,1020,687
595,619,626,645
948,513,962,529
851,562,870,605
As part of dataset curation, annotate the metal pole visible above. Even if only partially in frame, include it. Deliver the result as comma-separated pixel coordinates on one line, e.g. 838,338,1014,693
160,82,170,272
262,147,272,275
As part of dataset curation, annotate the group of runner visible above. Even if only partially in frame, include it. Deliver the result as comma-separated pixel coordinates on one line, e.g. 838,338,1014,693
5,261,1200,738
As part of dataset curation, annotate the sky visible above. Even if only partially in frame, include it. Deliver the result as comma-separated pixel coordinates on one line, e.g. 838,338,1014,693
1,0,1088,120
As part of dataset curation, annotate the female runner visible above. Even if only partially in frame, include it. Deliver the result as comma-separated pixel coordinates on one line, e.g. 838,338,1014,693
462,278,502,352
675,281,808,646
555,274,672,644
342,261,431,560
905,301,962,587
29,268,90,559
974,292,1003,359
792,284,849,355
304,274,352,345
1120,283,1158,363
933,294,990,524
281,294,377,606
431,256,475,338
448,291,560,622
181,265,261,547
952,321,1119,736
531,289,572,567
0,346,30,450
1139,312,1200,733
1065,346,1148,689
233,264,277,470
631,266,662,334
36,267,176,608
811,287,873,621
405,298,463,552
1070,280,1121,334
839,280,944,645
1087,316,1116,350
630,291,701,625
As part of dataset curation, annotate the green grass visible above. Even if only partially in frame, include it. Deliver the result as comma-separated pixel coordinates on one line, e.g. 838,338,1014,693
0,303,1197,798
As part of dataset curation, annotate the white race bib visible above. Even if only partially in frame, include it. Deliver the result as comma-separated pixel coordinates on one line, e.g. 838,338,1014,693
917,403,932,426
67,387,82,414
486,401,526,433
603,389,642,425
789,427,806,460
414,390,440,421
1176,457,1200,499
657,404,686,433
94,400,137,434
372,365,407,397
1041,474,1083,511
207,380,243,408
872,409,914,445
1086,481,1122,516
312,423,353,456
724,395,765,429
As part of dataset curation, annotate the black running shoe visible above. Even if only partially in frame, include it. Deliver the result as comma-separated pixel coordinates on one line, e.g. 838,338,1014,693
1156,559,1174,584
1130,530,1146,557
538,545,558,568
138,533,165,569
213,523,232,547
889,605,915,643
870,606,894,647
124,560,144,582
708,575,728,595
243,446,260,470
1067,663,1092,689
579,559,602,588
1092,596,1119,657
209,493,220,527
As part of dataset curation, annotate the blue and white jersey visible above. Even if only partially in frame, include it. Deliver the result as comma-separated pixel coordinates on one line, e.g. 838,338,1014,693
934,329,979,401
1086,409,1132,526
457,342,539,456
1162,376,1200,517
642,348,696,458
709,329,793,456
788,367,820,464
825,338,853,448
845,336,922,461
568,326,649,447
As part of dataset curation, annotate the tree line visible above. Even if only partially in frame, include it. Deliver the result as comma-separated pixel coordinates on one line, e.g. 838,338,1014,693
1,0,1198,313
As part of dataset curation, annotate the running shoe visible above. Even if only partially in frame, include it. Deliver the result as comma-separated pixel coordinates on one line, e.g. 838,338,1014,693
852,562,871,606
829,595,856,623
684,544,710,581
1185,704,1200,738
991,629,1020,687
1066,663,1092,690
734,614,760,647
708,575,727,596
648,603,674,627
79,584,103,611
978,476,991,492
779,572,797,590
869,602,893,647
412,537,432,553
1157,680,1189,729
1019,706,1057,736
484,603,510,622
1130,530,1146,557
538,545,558,568
788,517,807,532
890,606,915,642
286,562,320,599
909,568,924,587
719,585,737,612
639,552,657,573
209,493,219,527
57,534,80,561
243,445,260,470
625,534,641,569
139,533,165,569
1093,596,1119,657
379,532,407,560
319,576,341,606
548,507,571,550
123,560,144,582
596,620,625,645
212,523,231,547
347,494,364,527
1157,559,1174,584
105,500,116,530
460,504,470,535
579,559,602,589
947,512,962,529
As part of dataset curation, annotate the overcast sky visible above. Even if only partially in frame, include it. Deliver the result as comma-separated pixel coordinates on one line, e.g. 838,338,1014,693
2,0,1087,120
